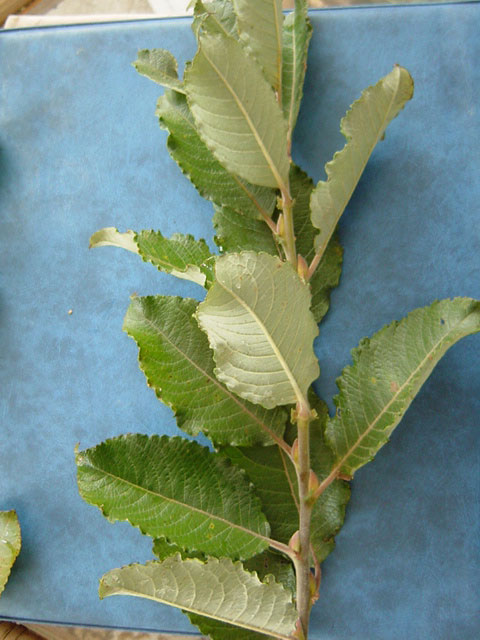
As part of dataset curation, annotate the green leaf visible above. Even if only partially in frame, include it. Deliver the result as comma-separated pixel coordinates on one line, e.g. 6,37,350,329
156,90,276,219
223,394,350,563
0,511,21,597
282,0,312,145
289,165,343,323
243,551,295,595
307,392,351,560
310,65,414,259
221,445,299,553
100,556,297,639
153,537,203,561
135,230,213,286
213,204,278,255
188,613,275,640
232,0,283,95
196,252,319,409
185,33,289,190
133,49,185,94
77,434,270,560
192,0,237,39
124,296,287,446
90,227,213,287
326,298,480,476
309,236,343,323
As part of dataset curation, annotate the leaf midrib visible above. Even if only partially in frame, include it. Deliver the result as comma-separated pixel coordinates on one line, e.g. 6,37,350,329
200,40,288,193
217,277,306,406
285,9,299,138
317,68,405,255
333,313,470,472
133,308,283,442
231,173,273,219
140,246,199,274
103,581,294,640
168,94,273,218
272,0,283,102
208,8,234,41
82,458,272,547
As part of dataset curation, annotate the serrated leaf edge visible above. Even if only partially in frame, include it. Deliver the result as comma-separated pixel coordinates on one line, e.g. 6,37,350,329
157,95,275,220
196,252,317,408
326,297,480,477
124,296,287,447
99,555,297,640
186,33,289,193
311,65,414,258
76,434,284,557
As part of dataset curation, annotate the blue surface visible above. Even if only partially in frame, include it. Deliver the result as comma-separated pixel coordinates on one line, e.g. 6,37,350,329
0,4,479,639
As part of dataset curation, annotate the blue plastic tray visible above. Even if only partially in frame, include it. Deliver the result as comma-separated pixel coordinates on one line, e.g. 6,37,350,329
1,4,479,638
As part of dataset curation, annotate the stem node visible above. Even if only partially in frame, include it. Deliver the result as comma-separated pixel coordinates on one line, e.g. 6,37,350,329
291,620,306,640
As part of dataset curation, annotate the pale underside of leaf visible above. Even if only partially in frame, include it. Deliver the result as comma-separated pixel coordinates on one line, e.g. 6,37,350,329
151,538,295,639
99,556,297,639
133,48,185,94
156,90,276,219
89,227,212,287
282,0,312,145
233,0,283,96
187,550,295,639
196,252,319,409
326,298,480,476
123,296,287,446
192,0,238,39
187,550,295,640
0,510,21,597
89,227,138,253
310,65,414,259
77,435,271,560
152,539,295,595
185,32,290,190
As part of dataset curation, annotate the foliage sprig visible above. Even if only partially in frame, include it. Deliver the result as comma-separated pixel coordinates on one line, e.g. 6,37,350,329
78,1,480,637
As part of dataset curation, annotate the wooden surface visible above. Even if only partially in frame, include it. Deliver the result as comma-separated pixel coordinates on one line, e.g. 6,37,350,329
0,623,200,640
0,622,42,640
0,1,26,25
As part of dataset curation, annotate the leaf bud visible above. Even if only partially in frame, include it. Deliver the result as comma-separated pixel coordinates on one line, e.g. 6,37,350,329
308,470,320,495
292,620,306,640
297,254,309,281
290,438,299,464
276,213,285,238
288,530,301,554
309,571,317,600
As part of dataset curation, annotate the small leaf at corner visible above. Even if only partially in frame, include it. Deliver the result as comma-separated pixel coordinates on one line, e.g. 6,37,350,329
0,510,21,597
